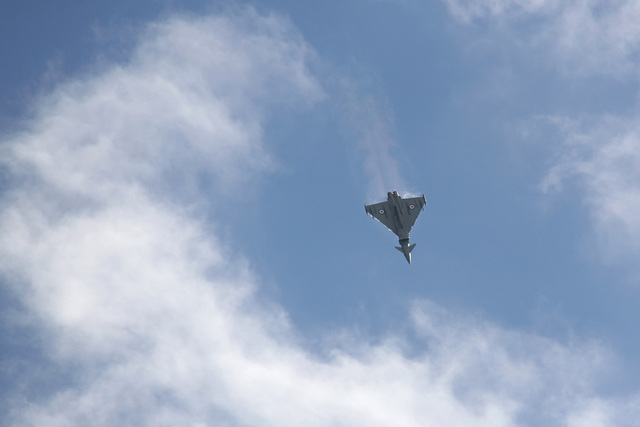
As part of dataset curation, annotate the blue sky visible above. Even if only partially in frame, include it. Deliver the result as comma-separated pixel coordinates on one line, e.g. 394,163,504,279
2,1,640,425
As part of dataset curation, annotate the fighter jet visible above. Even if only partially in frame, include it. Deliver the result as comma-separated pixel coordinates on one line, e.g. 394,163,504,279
365,191,427,264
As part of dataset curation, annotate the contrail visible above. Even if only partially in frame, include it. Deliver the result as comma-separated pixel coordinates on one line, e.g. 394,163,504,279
340,84,405,200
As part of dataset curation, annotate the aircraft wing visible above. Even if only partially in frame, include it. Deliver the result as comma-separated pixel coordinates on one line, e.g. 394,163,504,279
399,196,427,230
365,201,396,232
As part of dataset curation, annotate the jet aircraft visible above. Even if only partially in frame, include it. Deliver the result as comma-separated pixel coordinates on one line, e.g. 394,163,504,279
365,191,427,264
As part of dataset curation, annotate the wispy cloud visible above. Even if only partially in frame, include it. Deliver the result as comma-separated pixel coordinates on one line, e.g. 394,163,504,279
442,0,640,77
443,0,640,273
541,115,640,268
1,7,637,426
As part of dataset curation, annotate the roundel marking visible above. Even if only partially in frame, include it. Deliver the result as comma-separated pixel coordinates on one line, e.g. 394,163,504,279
409,204,415,209
378,209,385,214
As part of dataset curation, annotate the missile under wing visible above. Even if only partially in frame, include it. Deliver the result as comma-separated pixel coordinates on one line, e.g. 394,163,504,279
365,191,427,264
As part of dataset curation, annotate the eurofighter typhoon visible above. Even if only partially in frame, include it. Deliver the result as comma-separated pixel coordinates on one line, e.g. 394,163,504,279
365,191,427,264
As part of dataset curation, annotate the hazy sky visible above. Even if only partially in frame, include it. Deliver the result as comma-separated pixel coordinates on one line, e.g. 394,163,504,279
2,1,640,425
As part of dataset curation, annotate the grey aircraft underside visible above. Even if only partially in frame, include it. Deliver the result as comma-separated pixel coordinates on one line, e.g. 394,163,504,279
365,191,427,264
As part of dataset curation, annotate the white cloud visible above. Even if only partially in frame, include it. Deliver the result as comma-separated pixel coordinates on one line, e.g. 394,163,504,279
1,7,638,427
442,0,640,76
541,115,640,267
3,8,322,206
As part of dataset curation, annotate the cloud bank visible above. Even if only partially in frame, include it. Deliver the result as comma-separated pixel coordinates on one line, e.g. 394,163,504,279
0,7,637,426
